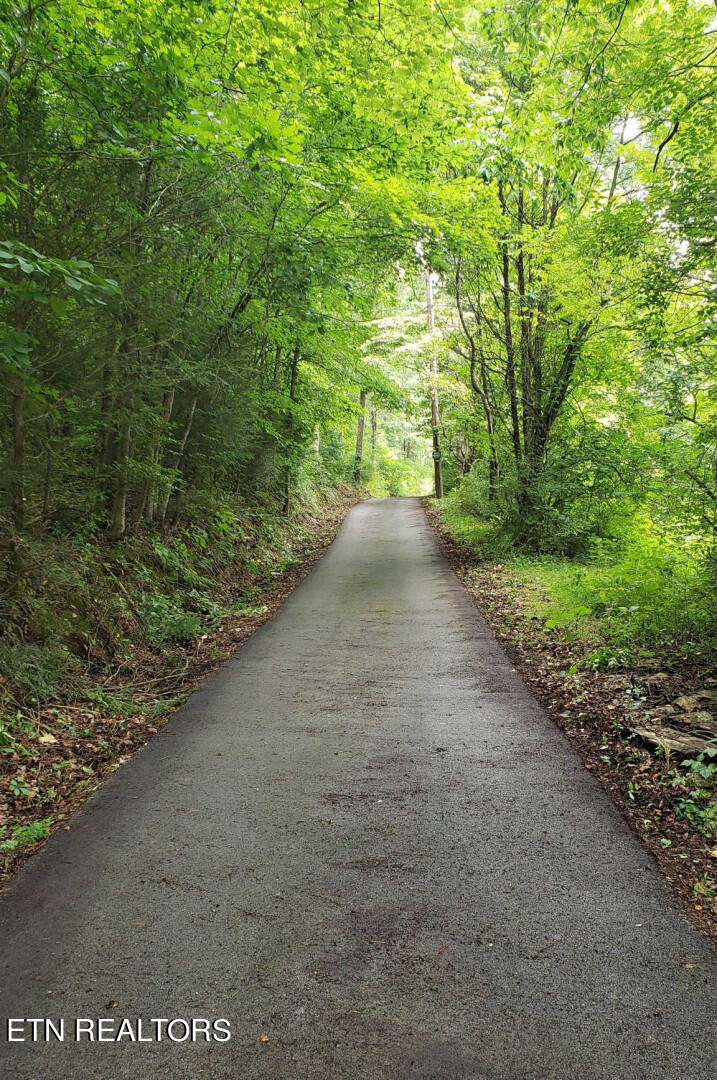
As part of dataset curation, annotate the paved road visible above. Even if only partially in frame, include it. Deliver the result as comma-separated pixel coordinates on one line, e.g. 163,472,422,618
1,498,715,1079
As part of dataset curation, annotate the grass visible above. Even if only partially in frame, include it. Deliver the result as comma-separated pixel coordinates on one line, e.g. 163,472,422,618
441,504,717,670
507,550,717,668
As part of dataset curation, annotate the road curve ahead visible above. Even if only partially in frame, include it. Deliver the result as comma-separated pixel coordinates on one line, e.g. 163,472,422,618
1,498,715,1080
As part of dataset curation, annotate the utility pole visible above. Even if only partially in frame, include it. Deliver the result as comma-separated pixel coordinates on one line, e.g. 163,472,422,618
425,266,443,498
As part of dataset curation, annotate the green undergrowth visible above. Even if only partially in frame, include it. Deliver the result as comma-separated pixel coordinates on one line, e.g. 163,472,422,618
439,502,717,671
0,482,355,868
0,484,354,715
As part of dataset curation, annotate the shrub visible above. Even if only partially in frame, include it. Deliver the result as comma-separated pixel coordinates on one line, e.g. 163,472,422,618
139,593,202,645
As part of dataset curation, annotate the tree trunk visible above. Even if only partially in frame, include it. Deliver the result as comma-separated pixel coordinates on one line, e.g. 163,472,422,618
140,386,175,524
500,244,523,474
9,373,27,581
425,267,443,498
8,290,31,578
353,389,366,484
371,407,377,460
454,264,499,500
244,344,282,494
11,374,25,536
158,396,197,526
282,348,299,514
41,420,53,526
107,157,154,536
109,417,130,541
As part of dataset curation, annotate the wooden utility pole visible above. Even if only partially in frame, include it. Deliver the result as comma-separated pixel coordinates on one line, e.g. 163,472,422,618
425,267,443,498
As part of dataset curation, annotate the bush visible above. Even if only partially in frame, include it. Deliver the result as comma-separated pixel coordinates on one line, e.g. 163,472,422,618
139,593,202,645
442,477,717,665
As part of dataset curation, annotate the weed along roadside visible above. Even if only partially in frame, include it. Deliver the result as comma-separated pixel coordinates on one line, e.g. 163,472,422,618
426,500,717,947
0,491,358,884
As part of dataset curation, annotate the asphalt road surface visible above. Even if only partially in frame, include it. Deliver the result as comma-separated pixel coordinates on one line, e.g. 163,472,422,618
1,498,715,1079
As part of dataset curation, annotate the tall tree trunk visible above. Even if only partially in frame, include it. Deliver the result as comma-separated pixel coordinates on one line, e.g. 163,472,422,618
454,264,499,501
158,396,197,526
425,267,443,498
109,417,130,541
500,245,522,475
282,348,299,514
245,344,282,493
10,373,27,584
371,407,377,461
478,361,499,500
107,156,154,537
353,389,366,484
497,184,523,481
472,357,499,502
515,190,536,477
11,374,25,537
41,419,53,526
140,386,175,524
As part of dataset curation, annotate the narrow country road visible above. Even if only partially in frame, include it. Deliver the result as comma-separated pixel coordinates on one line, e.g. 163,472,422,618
1,498,715,1080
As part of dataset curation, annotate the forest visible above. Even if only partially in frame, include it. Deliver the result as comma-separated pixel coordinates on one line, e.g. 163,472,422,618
0,0,716,898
